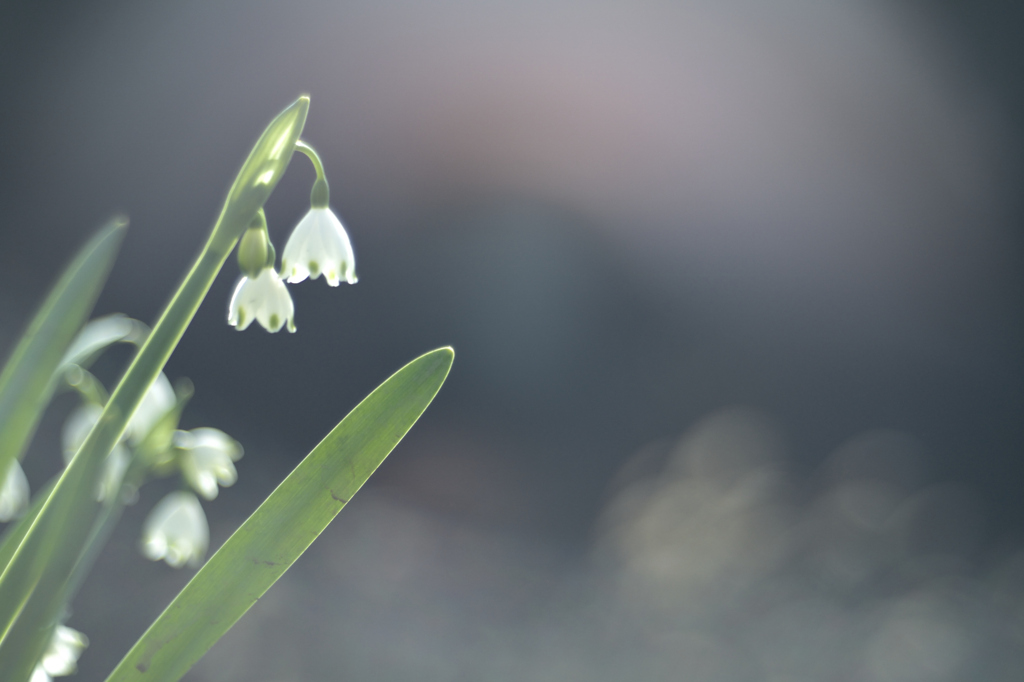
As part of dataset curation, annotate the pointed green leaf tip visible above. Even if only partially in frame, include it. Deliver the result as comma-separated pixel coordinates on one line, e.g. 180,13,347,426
105,347,453,682
221,95,309,236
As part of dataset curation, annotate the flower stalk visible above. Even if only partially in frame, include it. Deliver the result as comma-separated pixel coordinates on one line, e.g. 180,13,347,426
280,140,357,287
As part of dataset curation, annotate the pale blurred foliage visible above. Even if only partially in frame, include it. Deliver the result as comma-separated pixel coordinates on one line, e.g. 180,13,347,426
602,410,793,608
189,409,1024,681
595,410,1023,681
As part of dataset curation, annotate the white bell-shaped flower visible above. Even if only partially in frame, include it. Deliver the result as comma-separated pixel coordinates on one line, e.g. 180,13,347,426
62,373,173,450
176,428,243,500
62,402,103,458
140,491,209,568
62,402,132,503
281,207,357,286
31,625,88,682
0,459,29,522
96,448,131,504
227,267,296,333
128,372,176,445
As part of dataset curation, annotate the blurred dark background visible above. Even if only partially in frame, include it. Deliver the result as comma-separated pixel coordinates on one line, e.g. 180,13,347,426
1,1,1023,680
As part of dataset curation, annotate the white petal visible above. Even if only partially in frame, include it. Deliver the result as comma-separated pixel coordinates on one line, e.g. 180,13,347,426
140,491,209,568
62,403,104,462
228,269,295,333
63,402,135,463
190,427,243,461
179,427,243,500
96,445,130,503
62,404,132,502
281,213,315,283
317,209,357,286
40,625,88,677
128,372,176,445
227,276,256,330
0,459,29,522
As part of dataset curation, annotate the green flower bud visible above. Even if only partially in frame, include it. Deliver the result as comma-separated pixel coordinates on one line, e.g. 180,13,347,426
237,210,272,277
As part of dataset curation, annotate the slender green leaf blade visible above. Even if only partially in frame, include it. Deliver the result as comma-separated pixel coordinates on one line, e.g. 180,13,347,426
105,347,454,682
0,217,127,478
0,479,55,580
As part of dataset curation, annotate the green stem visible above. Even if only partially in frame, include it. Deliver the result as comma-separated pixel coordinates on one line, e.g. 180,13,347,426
294,140,325,180
62,447,153,610
63,365,110,406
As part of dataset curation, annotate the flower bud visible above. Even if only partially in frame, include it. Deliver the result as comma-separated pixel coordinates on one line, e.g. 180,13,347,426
236,210,271,277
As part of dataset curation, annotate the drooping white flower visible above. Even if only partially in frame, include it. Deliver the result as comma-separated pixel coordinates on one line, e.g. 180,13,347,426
0,459,29,522
96,447,131,504
227,267,296,333
128,372,177,445
63,374,176,453
176,428,243,500
30,624,88,682
140,491,209,568
62,402,132,503
281,207,357,286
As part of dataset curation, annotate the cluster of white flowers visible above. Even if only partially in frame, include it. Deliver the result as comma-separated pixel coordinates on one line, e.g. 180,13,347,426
137,427,242,568
49,367,244,569
228,148,356,334
0,312,247,575
0,127,361,680
0,140,355,679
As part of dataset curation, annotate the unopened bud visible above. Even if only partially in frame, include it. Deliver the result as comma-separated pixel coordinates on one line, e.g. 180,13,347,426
237,210,271,277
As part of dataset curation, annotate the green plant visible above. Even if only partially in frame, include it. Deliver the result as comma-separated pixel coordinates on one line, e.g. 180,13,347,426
0,96,452,682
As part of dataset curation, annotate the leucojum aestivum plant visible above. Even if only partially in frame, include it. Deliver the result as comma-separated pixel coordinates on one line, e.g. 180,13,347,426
0,96,453,682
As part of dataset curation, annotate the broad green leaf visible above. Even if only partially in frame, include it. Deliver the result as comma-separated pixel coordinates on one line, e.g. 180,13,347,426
0,218,126,479
105,347,454,682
